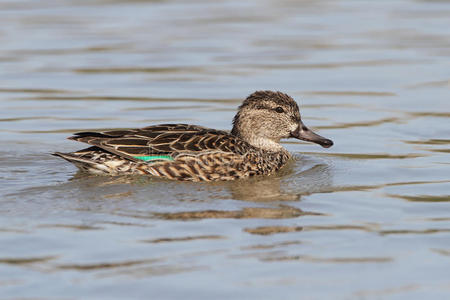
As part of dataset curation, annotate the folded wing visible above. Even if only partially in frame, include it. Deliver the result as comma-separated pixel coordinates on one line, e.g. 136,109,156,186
69,124,246,162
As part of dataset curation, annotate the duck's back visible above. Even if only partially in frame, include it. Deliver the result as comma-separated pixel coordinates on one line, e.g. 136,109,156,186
68,124,242,159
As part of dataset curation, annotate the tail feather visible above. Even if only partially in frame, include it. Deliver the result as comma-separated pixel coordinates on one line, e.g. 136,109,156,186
53,151,94,165
52,152,111,174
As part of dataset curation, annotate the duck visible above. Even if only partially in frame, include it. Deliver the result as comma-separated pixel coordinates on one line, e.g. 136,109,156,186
53,90,333,181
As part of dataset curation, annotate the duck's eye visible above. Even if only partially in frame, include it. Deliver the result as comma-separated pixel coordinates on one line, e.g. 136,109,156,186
275,106,284,113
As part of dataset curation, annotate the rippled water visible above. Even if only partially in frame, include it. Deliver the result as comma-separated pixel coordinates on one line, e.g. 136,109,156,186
1,0,449,299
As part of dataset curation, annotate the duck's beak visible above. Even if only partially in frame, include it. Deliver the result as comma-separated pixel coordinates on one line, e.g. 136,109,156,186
290,124,333,148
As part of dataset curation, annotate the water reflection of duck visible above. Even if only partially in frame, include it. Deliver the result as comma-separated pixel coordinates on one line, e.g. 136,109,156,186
227,160,332,202
54,91,333,181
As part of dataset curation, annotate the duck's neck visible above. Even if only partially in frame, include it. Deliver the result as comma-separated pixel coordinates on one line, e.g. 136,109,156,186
232,127,284,152
246,136,284,152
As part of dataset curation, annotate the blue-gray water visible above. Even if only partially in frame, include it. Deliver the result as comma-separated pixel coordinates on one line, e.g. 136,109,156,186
1,0,449,299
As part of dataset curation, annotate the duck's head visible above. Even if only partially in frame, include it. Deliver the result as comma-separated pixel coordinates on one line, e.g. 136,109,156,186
231,90,333,151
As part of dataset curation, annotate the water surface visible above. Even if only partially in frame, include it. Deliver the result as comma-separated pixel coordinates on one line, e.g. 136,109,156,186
0,0,449,299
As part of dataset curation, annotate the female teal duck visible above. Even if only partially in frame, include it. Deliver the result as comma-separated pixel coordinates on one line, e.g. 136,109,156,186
54,91,333,181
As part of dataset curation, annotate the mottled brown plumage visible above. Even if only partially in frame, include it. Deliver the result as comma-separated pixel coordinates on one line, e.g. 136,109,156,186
54,91,333,181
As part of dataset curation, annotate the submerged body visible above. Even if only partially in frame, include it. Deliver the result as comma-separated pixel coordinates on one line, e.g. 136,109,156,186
54,91,333,181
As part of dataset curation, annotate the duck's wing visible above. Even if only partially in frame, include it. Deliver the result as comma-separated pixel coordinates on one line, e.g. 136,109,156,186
69,124,245,163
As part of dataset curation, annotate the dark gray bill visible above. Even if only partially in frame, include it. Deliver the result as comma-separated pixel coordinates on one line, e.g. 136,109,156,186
290,124,333,148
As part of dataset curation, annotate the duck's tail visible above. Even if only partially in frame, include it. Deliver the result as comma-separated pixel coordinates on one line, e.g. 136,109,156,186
52,151,114,175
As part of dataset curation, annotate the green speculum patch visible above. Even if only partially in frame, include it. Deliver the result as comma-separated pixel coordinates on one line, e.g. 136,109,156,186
133,155,174,161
